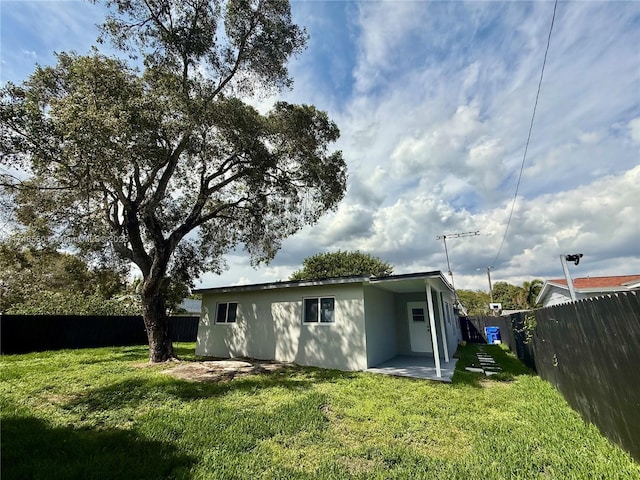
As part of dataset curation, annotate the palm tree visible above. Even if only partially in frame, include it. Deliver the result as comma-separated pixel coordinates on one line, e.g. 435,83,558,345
522,279,544,308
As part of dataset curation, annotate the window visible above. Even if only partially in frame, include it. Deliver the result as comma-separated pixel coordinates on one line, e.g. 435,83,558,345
216,302,237,323
303,297,335,323
411,308,425,322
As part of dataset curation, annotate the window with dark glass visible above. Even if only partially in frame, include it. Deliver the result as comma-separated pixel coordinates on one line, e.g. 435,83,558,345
216,302,237,323
303,297,335,323
411,308,425,322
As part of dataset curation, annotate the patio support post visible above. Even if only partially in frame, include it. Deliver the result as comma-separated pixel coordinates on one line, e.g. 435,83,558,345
437,291,450,362
425,281,442,378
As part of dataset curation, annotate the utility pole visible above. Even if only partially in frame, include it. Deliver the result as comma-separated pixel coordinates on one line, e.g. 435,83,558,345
436,231,480,308
486,267,493,303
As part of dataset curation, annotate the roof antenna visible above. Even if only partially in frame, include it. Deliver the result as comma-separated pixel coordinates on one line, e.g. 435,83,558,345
436,231,480,309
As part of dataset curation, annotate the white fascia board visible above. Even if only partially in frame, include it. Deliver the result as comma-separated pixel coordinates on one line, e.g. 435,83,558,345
194,276,368,295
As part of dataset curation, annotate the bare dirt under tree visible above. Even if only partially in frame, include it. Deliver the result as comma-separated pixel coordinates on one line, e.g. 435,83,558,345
159,358,292,382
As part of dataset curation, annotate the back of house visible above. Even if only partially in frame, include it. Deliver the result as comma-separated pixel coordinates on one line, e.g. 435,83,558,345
195,272,461,372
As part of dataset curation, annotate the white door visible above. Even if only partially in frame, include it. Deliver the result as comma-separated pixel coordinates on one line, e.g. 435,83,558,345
407,302,432,353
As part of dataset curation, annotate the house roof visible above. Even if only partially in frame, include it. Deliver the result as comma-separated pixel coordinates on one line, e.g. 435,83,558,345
194,271,454,295
546,275,640,292
536,274,640,304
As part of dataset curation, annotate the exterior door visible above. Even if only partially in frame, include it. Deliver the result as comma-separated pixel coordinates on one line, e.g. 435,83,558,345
407,302,432,353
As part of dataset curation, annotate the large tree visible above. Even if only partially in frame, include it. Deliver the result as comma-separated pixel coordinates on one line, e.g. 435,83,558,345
290,251,393,281
0,0,346,361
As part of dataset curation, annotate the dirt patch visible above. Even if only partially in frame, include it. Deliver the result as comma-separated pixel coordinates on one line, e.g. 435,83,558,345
161,358,292,382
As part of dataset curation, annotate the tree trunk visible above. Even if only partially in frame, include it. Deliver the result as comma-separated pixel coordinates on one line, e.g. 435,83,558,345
141,291,174,362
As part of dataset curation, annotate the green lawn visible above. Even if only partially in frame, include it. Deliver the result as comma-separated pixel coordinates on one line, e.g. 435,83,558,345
1,343,637,479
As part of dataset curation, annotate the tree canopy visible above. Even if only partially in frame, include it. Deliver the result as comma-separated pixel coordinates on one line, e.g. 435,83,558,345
0,240,134,315
1,0,346,361
458,278,544,315
290,251,393,281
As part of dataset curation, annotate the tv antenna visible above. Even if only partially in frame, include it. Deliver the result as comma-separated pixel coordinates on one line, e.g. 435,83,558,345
436,231,480,307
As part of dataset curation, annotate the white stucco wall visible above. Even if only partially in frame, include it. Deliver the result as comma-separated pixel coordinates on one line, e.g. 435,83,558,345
196,284,367,371
363,285,397,368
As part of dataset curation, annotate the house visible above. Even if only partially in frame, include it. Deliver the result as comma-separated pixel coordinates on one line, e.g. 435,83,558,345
536,275,640,307
195,271,461,379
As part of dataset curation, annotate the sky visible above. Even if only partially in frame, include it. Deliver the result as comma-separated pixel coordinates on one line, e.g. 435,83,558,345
1,0,639,291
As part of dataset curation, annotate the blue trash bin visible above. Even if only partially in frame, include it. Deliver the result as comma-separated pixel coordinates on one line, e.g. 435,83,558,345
485,326,501,344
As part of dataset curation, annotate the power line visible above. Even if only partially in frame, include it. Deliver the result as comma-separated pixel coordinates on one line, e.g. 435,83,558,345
491,0,558,269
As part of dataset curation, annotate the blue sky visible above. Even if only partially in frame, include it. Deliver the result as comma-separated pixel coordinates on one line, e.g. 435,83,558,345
2,1,639,290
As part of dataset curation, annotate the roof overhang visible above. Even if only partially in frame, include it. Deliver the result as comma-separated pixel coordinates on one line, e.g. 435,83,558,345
193,275,369,295
367,271,454,294
194,271,454,295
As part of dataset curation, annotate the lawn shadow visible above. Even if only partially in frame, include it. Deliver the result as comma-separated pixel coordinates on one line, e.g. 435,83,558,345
452,343,535,388
1,415,194,480
64,365,355,413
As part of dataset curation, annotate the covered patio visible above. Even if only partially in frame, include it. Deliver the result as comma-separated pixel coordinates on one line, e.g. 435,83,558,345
363,272,462,381
367,355,458,382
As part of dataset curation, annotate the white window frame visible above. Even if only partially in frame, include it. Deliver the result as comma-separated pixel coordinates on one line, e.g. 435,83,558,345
302,296,336,325
215,301,238,324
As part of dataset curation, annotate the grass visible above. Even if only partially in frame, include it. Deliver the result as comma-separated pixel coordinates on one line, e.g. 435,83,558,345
1,342,638,479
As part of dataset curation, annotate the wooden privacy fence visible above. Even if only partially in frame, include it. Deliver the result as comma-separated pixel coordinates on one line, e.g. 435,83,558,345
463,313,536,371
0,314,199,354
467,292,640,462
530,292,640,463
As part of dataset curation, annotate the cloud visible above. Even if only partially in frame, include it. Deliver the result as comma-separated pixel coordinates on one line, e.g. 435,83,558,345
4,1,638,293
629,118,640,144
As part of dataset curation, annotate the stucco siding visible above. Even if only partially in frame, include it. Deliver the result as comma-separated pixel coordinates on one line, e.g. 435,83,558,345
363,285,397,367
394,290,453,358
394,292,429,355
196,284,367,371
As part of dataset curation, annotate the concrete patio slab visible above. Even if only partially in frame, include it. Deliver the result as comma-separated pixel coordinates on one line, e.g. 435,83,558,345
367,355,458,382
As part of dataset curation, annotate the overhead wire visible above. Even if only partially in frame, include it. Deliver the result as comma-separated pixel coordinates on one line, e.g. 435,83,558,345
491,0,558,269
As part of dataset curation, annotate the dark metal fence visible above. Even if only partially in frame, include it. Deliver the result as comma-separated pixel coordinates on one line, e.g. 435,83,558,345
0,314,199,354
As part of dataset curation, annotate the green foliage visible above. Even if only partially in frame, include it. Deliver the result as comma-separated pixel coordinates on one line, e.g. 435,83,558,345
459,279,544,314
5,291,141,316
0,242,129,314
1,0,347,360
522,279,544,307
491,282,522,310
1,345,638,479
290,250,393,280
518,313,538,344
456,289,491,316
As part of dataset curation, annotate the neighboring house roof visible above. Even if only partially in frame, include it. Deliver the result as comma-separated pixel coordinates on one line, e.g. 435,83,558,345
547,275,640,291
194,271,454,295
536,274,640,305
